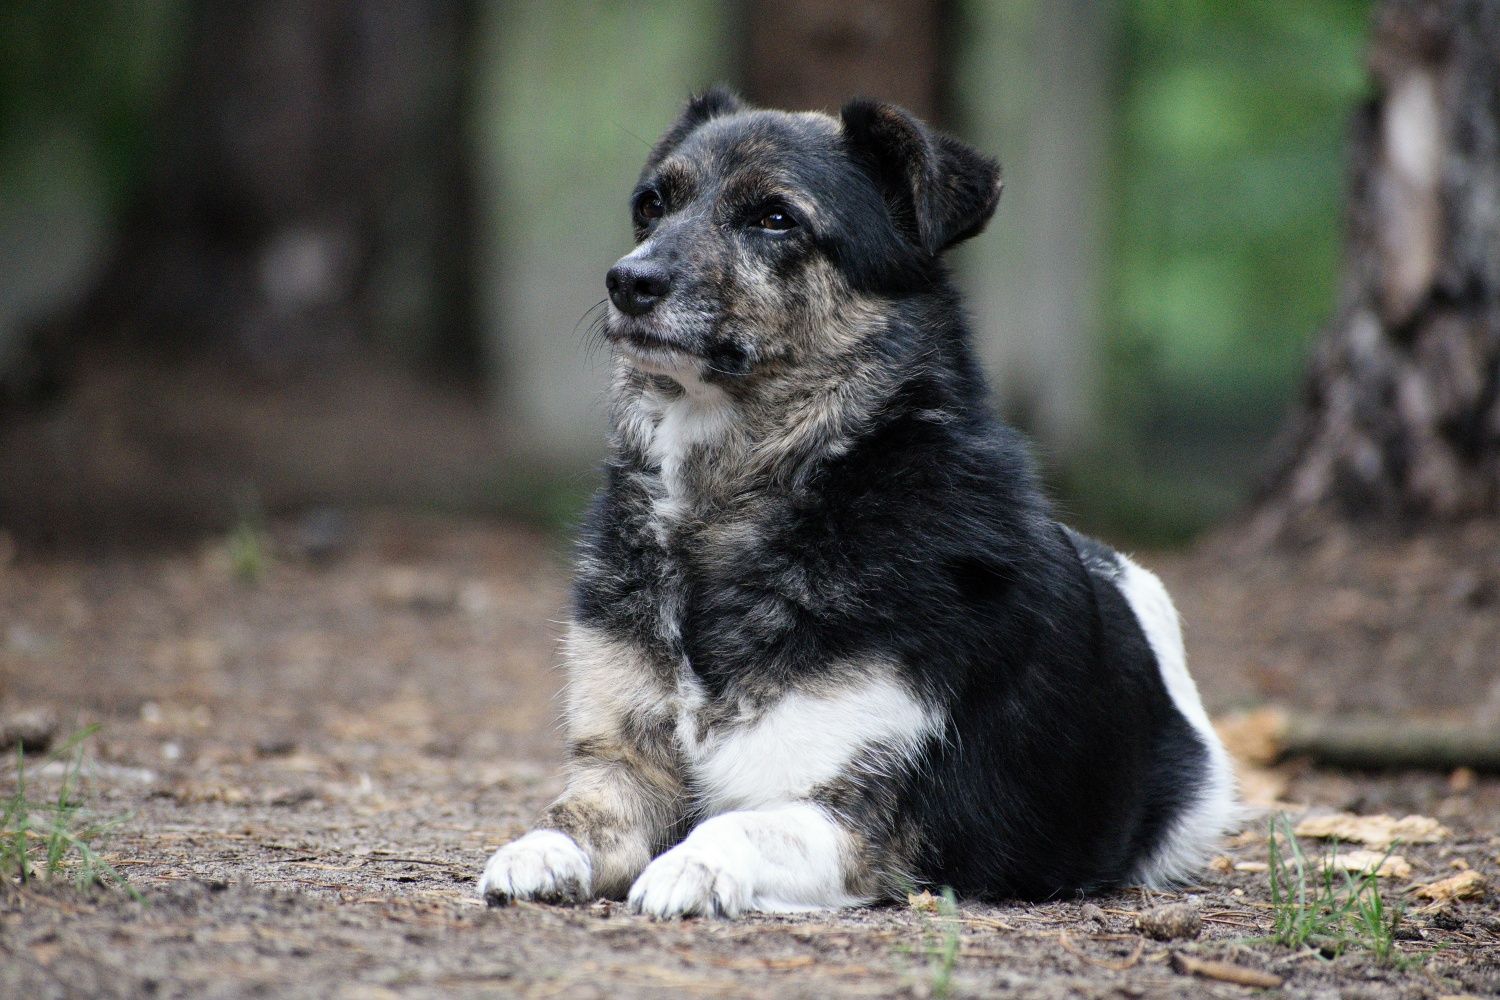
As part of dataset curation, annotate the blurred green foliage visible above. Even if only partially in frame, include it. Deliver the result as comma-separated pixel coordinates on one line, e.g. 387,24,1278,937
1078,0,1372,541
0,1,185,208
0,1,1376,544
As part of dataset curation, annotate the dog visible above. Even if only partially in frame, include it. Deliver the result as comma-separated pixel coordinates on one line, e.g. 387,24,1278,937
477,87,1236,917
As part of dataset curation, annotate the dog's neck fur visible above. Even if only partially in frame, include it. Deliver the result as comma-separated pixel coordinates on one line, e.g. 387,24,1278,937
608,329,912,519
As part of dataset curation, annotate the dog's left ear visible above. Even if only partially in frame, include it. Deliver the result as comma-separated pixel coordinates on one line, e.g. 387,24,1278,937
840,99,1003,254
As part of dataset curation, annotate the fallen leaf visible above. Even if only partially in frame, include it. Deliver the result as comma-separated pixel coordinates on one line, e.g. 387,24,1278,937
1234,861,1269,873
1294,812,1450,850
1214,707,1287,766
1332,849,1411,879
1411,870,1486,902
1236,764,1290,807
1226,830,1262,849
907,890,938,912
1208,855,1235,875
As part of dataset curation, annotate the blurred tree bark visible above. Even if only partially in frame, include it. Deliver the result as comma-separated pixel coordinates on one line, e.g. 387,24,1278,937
1257,0,1500,535
28,0,478,385
745,0,943,122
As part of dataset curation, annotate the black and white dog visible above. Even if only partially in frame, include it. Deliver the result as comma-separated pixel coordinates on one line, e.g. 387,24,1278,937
478,88,1235,917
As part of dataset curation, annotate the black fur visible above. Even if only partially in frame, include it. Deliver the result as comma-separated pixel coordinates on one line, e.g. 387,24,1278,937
559,89,1223,904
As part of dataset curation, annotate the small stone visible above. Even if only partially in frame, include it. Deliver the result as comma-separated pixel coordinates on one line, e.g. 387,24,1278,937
293,507,353,562
255,738,298,757
378,568,457,611
1135,901,1202,941
0,707,59,753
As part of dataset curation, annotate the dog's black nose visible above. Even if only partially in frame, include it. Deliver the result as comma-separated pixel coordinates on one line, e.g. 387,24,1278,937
606,263,671,317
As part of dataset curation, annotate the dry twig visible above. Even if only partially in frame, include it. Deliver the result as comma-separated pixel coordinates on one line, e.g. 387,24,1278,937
1170,953,1283,989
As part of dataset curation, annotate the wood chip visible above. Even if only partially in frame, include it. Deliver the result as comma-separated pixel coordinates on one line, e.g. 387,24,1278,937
1293,812,1450,850
1170,953,1283,989
1332,848,1411,879
1411,870,1486,902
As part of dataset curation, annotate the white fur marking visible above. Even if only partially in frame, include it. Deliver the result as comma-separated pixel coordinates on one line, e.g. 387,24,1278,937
627,804,863,917
478,829,592,903
1115,555,1238,887
682,671,941,814
639,386,735,527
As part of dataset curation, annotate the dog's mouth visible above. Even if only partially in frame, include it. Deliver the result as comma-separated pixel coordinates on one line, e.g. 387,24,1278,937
605,322,702,375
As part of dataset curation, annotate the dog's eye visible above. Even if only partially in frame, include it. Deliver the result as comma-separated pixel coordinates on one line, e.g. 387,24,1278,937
753,208,797,232
634,191,664,225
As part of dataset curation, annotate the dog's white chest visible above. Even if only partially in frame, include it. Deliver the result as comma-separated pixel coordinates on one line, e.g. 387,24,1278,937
672,669,942,816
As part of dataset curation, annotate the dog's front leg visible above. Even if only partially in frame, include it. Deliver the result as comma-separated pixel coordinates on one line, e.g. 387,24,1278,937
479,746,682,906
627,802,871,918
480,624,684,905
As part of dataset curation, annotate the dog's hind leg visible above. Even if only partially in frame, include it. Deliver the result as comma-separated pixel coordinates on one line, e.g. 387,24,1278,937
626,802,870,918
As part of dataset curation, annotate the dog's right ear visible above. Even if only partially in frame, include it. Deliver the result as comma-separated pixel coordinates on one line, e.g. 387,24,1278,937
841,99,1002,255
643,85,745,172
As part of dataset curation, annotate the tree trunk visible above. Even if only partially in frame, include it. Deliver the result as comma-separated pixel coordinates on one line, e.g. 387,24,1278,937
1257,0,1500,535
745,0,944,122
28,0,477,382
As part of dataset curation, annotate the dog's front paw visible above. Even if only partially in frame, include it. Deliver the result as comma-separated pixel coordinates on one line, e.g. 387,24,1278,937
478,830,592,906
627,843,750,918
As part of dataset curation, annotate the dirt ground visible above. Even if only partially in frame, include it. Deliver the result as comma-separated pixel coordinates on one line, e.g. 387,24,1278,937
2,513,1498,999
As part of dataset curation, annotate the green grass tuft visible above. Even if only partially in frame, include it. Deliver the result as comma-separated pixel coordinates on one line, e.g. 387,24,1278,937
893,886,964,997
226,519,269,583
2,725,139,898
1266,813,1411,966
928,887,962,999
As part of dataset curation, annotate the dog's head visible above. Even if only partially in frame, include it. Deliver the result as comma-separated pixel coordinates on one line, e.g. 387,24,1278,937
602,87,1002,388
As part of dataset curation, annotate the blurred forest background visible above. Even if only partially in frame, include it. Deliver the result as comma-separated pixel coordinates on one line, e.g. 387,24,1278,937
0,0,1422,545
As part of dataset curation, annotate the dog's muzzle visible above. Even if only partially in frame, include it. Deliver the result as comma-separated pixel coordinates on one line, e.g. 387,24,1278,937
606,261,672,317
